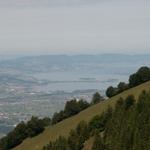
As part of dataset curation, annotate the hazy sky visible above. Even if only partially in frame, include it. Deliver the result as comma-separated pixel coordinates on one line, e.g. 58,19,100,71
0,0,150,55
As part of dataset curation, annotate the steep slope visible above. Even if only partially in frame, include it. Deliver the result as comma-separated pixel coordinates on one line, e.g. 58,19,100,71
14,81,150,150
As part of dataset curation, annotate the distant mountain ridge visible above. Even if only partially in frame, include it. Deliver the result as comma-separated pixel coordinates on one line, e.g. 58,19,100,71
0,54,150,73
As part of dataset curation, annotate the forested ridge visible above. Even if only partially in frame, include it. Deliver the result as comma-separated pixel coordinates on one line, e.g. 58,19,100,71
44,91,150,150
106,66,150,97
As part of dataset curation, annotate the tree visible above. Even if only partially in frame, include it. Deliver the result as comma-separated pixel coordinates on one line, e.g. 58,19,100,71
68,121,89,150
41,117,51,126
26,116,44,137
89,115,103,133
117,82,128,93
52,99,90,125
129,73,141,87
106,86,117,98
89,106,112,134
124,95,135,110
42,91,150,150
0,116,49,150
91,92,104,105
43,136,68,150
129,66,150,87
65,99,80,117
52,111,66,124
92,134,105,150
78,99,90,110
138,66,150,82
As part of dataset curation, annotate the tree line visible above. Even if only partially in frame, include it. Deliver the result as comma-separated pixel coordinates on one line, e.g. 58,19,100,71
0,92,104,150
0,117,51,150
106,66,150,98
43,90,150,150
52,92,104,124
1,66,150,150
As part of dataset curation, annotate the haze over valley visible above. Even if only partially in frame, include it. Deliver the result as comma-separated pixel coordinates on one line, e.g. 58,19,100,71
0,54,150,137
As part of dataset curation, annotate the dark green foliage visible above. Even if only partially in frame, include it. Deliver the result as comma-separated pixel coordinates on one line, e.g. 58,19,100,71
0,117,51,150
0,98,90,150
92,134,105,150
89,107,112,134
78,99,90,110
44,121,90,150
117,82,129,93
106,86,118,98
52,111,66,124
43,136,68,150
104,92,150,150
106,67,150,98
91,92,104,105
41,117,51,126
124,95,135,110
65,99,81,117
44,91,150,150
106,83,129,98
129,73,141,88
0,122,27,150
52,99,90,124
68,121,89,150
129,66,150,87
89,115,103,133
26,117,45,137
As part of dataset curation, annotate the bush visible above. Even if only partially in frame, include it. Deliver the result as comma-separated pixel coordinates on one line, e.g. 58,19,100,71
44,136,68,150
91,92,104,105
26,117,45,137
44,121,90,150
129,66,150,87
0,116,50,150
106,67,150,98
52,99,90,124
43,91,150,150
89,107,112,134
106,86,118,98
124,95,135,110
92,134,105,150
68,121,90,150
117,82,129,92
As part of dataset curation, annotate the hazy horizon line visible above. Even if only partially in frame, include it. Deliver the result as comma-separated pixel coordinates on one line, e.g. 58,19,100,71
1,53,150,57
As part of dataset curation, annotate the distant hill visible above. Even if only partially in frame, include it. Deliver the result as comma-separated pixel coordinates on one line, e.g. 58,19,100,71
13,81,150,150
0,54,150,73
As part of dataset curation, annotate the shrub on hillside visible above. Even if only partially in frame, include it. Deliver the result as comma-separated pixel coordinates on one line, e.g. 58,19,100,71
52,99,90,124
0,117,51,150
106,86,118,98
106,67,150,98
129,66,150,87
92,134,105,150
44,91,150,150
91,92,104,105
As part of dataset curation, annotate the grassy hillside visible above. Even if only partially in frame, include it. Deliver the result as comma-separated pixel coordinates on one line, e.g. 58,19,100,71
13,81,150,150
